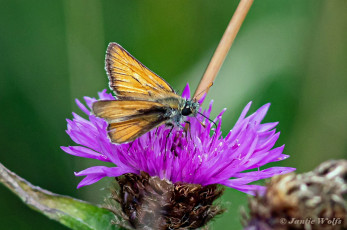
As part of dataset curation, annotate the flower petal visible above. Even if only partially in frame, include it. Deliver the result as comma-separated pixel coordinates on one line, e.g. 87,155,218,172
230,167,296,184
61,146,110,162
75,166,137,188
75,99,90,115
77,174,104,188
181,83,191,99
220,180,266,196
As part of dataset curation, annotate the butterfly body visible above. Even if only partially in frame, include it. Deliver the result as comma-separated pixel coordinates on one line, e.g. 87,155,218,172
92,43,199,144
160,97,199,126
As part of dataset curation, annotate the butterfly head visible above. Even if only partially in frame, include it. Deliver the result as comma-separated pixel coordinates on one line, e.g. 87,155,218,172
181,100,199,116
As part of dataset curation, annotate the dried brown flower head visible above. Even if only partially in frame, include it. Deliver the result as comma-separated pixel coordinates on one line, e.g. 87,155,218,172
107,172,225,230
243,160,347,230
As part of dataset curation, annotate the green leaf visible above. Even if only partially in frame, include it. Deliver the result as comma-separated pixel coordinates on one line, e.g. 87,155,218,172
0,162,127,230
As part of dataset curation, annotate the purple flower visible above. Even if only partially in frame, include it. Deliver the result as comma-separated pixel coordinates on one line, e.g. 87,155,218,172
62,84,295,195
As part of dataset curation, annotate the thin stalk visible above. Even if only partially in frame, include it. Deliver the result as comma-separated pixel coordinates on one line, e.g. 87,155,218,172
193,0,254,101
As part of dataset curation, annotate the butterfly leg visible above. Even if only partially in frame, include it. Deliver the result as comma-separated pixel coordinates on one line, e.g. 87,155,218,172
164,124,174,155
127,142,134,153
184,121,196,147
184,121,191,139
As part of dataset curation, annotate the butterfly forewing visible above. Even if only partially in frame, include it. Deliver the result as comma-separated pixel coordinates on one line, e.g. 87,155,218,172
106,43,180,101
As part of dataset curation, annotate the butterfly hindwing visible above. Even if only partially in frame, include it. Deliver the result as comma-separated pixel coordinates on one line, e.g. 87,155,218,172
92,100,167,122
92,100,170,143
105,43,180,101
107,114,167,143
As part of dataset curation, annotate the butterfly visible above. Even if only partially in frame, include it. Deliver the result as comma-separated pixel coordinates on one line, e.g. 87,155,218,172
92,43,202,144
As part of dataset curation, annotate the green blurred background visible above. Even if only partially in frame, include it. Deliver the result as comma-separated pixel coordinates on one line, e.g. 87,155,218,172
0,0,346,229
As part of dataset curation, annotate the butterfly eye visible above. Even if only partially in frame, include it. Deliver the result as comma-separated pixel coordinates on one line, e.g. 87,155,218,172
182,106,192,116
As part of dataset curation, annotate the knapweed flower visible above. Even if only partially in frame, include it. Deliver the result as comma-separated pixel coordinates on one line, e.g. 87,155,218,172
62,84,295,229
62,84,294,193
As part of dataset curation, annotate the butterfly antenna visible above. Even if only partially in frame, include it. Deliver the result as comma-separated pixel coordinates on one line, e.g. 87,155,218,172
197,111,217,130
193,82,213,101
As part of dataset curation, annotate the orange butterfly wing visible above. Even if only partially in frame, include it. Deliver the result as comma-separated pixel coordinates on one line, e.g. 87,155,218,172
93,100,169,143
105,43,180,101
107,114,166,143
